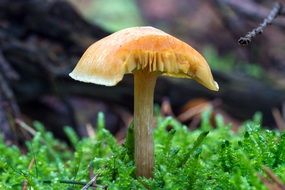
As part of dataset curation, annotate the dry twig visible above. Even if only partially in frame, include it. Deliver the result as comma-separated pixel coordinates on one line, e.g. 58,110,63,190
272,108,285,131
81,175,98,190
15,119,37,137
42,180,104,188
259,166,285,190
238,2,283,46
86,123,95,138
161,97,174,117
22,158,35,190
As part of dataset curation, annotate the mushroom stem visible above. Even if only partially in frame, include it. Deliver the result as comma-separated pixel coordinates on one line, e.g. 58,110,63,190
133,70,158,178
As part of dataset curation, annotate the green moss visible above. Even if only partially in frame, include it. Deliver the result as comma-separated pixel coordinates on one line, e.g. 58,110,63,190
0,112,284,189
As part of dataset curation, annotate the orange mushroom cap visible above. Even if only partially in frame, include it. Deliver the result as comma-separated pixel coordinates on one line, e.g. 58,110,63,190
69,26,219,91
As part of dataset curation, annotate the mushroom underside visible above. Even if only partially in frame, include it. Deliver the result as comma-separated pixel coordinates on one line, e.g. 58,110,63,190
69,50,218,91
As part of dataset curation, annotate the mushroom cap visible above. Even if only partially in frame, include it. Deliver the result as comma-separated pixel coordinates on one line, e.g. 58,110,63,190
70,26,219,91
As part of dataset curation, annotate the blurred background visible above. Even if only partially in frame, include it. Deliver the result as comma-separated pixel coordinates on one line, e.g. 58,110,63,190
1,0,285,143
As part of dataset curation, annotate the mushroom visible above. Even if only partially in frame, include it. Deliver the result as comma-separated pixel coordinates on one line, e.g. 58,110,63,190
69,26,219,178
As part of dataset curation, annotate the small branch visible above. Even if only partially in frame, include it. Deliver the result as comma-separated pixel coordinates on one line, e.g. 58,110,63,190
272,108,285,131
42,179,105,188
86,123,95,138
87,162,96,190
261,166,285,190
15,119,37,137
161,97,174,117
22,158,35,190
238,2,283,46
177,102,210,122
81,175,98,190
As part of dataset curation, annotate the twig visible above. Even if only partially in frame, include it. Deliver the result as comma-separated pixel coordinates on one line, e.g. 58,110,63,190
86,123,95,138
161,97,174,117
88,161,96,190
22,158,35,190
177,99,221,122
261,166,285,190
16,118,44,141
177,102,210,122
15,119,37,136
258,174,281,190
188,114,201,129
81,175,98,190
42,179,105,188
238,2,283,46
272,108,285,131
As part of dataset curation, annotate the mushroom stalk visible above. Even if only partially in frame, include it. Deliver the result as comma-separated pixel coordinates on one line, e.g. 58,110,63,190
134,70,158,178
